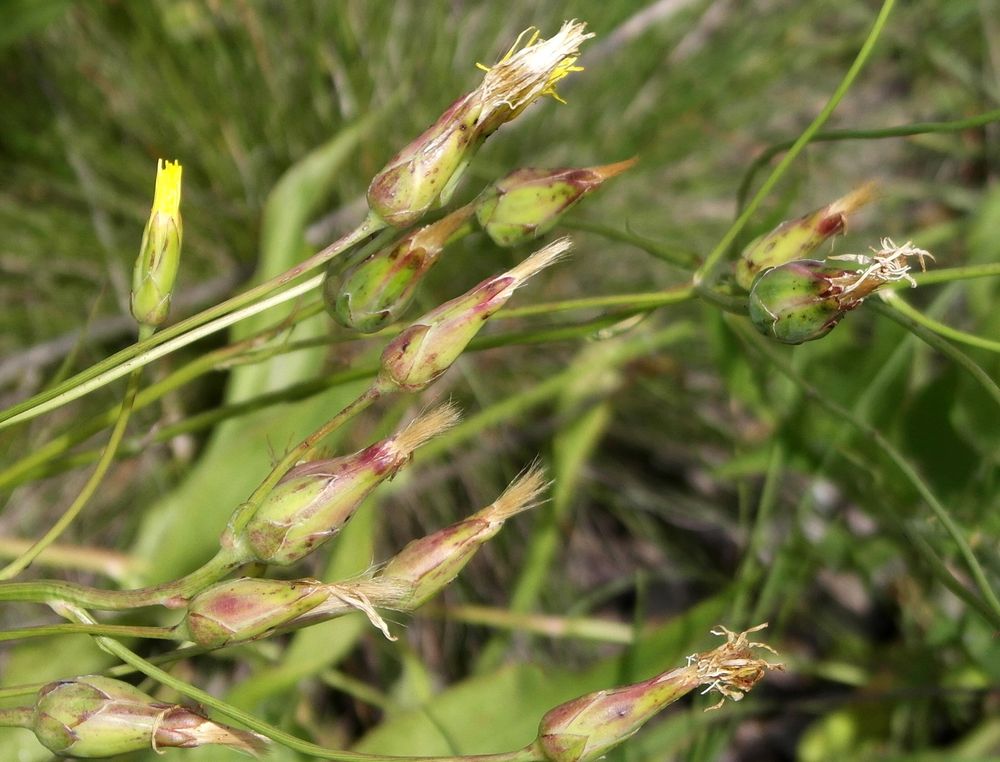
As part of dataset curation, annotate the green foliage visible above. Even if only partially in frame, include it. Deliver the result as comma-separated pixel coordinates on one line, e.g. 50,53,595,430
1,1,998,761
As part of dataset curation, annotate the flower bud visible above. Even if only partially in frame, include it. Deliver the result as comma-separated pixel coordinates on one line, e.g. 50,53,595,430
325,204,475,333
735,183,874,291
239,404,460,565
367,94,483,227
476,159,635,247
182,577,328,647
130,159,183,327
31,675,266,757
377,463,547,609
537,625,781,762
748,239,931,344
379,238,571,391
367,21,592,227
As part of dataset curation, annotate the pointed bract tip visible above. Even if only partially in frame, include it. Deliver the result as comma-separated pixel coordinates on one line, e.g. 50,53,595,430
508,237,573,282
592,157,638,180
830,180,878,216
489,461,550,521
394,402,462,452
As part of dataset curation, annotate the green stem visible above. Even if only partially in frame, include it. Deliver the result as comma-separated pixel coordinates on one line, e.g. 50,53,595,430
0,547,239,610
0,622,176,642
0,706,34,728
60,604,545,762
0,274,322,430
877,292,1000,355
560,217,698,268
0,216,383,431
0,538,141,582
736,321,1000,628
737,109,1000,210
694,0,897,284
0,343,147,579
0,302,327,491
731,441,784,627
424,604,635,644
909,262,1000,286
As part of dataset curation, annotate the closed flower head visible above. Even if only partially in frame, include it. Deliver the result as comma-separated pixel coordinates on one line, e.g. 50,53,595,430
379,238,571,391
367,21,592,227
736,182,875,290
237,404,460,565
131,159,183,327
477,159,635,247
749,238,932,344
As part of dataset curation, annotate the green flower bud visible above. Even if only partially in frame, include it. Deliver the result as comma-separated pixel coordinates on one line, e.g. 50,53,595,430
537,626,780,762
476,159,635,247
379,238,571,391
367,21,592,227
31,675,266,757
183,577,328,647
378,464,546,609
748,239,931,344
239,404,459,565
130,159,183,327
735,183,874,291
325,204,475,333
367,94,483,227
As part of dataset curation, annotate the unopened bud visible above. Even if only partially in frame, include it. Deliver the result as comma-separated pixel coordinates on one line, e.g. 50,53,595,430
748,239,931,344
325,205,475,333
239,404,460,565
367,21,592,227
477,160,635,247
183,577,327,647
378,463,547,609
736,183,875,291
131,159,183,327
537,625,781,762
379,238,571,391
31,675,266,757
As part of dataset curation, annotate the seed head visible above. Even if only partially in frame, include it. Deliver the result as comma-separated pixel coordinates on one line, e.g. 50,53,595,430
748,239,932,344
367,21,592,227
536,625,781,762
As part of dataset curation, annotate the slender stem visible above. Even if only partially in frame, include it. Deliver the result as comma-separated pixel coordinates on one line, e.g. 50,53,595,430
694,0,897,284
877,292,1000,355
0,301,327,491
59,604,545,762
0,706,34,728
0,216,383,430
560,217,698,268
0,356,146,579
423,604,635,644
731,441,784,627
871,299,1000,409
0,546,240,610
735,321,1000,628
0,274,323,430
0,622,176,642
737,109,1000,210
0,537,142,582
909,262,1000,286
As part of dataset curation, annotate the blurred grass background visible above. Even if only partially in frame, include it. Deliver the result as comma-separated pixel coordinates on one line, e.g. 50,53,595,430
1,1,998,760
